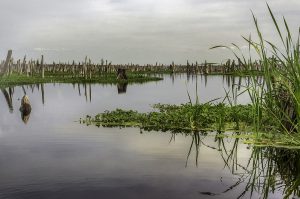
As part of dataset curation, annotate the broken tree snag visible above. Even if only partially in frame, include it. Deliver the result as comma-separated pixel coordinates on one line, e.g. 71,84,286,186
169,61,175,73
84,56,88,79
0,50,13,76
116,68,127,80
26,60,31,77
20,95,32,124
21,56,26,75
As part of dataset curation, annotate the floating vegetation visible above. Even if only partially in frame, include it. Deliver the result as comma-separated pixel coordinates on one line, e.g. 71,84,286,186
80,103,258,133
80,101,300,147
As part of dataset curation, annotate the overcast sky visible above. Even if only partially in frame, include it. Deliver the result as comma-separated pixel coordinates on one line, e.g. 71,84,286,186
0,0,299,64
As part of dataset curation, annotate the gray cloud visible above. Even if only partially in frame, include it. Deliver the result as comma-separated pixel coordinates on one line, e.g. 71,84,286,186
0,0,299,64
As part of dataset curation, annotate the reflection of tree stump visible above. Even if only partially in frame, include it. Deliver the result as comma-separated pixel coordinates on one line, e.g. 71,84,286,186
117,82,128,94
116,68,127,80
1,88,13,113
20,95,31,124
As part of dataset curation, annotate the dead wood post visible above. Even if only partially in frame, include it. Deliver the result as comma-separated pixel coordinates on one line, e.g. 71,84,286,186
8,57,13,76
89,58,92,79
0,50,13,76
41,55,44,78
84,56,87,79
22,56,26,75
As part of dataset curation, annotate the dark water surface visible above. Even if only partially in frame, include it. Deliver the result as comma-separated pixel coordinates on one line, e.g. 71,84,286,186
0,75,297,199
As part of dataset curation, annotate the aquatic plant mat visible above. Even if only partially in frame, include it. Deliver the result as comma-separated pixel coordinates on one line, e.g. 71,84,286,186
80,103,300,148
0,73,162,88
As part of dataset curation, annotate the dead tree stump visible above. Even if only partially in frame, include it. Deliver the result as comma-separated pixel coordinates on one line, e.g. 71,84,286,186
20,95,32,124
116,68,127,80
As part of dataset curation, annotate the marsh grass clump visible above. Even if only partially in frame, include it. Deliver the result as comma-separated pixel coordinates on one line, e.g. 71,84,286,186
212,5,300,138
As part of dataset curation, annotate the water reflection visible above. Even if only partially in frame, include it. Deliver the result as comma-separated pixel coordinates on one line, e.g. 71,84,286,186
166,73,258,95
241,147,300,199
5,74,250,114
161,129,300,199
117,82,128,94
73,82,130,102
1,82,128,113
1,88,13,112
41,84,45,105
0,74,263,199
185,131,202,167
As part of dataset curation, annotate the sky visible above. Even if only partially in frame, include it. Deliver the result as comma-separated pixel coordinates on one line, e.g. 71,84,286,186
0,0,299,64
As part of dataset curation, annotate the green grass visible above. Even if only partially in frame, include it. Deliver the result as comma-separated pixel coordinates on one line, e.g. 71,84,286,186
211,5,300,137
247,5,300,135
0,73,163,88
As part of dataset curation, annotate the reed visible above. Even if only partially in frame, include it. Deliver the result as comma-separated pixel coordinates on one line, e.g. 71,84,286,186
212,5,300,137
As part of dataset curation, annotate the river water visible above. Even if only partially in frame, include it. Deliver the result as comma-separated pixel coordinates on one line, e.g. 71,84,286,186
0,74,297,199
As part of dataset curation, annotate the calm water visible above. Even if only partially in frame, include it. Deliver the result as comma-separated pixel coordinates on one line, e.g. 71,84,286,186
0,75,298,199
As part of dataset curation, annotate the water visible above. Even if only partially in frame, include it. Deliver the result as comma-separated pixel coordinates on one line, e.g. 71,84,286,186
0,75,297,199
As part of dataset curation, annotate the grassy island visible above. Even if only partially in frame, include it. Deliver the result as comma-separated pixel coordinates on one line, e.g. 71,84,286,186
0,73,163,88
